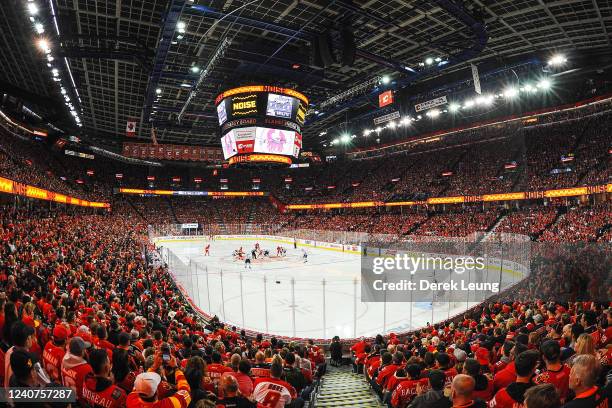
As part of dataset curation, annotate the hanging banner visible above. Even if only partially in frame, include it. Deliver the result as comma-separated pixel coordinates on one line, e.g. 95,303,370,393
414,96,447,112
373,111,400,125
471,63,481,95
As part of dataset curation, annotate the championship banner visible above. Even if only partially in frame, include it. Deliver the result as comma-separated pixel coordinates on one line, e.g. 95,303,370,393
414,96,447,112
123,142,223,162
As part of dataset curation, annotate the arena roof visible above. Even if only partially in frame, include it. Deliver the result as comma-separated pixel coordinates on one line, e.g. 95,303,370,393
1,0,611,147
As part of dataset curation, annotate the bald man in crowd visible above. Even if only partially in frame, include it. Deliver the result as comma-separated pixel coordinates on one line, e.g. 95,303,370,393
451,374,487,408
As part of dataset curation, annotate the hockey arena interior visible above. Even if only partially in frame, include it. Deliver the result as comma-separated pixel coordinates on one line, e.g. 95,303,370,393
0,0,611,407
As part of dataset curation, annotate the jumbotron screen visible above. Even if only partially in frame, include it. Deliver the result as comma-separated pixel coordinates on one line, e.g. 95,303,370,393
216,86,308,163
221,127,302,160
215,86,308,130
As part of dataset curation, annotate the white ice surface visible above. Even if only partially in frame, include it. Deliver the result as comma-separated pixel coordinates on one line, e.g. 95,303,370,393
162,239,483,339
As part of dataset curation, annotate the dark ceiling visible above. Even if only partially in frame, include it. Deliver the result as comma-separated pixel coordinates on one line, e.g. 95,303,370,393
1,0,611,148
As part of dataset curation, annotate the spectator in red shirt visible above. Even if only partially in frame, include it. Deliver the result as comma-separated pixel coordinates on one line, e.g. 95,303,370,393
221,355,254,398
534,340,571,403
493,342,528,392
391,363,428,408
42,325,68,383
61,336,93,402
489,350,538,408
82,348,127,408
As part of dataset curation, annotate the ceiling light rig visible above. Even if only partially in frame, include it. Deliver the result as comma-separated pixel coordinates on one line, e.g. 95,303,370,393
25,0,82,127
325,76,554,146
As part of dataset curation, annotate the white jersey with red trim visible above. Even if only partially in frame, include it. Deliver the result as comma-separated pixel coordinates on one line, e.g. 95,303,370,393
252,378,294,408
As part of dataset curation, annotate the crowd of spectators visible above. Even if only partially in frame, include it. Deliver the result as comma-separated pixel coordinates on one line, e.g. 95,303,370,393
0,203,326,408
352,299,611,408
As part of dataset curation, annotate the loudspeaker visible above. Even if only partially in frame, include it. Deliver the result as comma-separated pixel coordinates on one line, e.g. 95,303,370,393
317,32,335,68
341,27,356,66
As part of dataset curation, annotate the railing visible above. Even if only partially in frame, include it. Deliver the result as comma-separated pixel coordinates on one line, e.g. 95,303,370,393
150,225,531,341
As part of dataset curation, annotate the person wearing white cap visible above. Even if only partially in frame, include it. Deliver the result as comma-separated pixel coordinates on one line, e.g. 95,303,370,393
126,351,191,408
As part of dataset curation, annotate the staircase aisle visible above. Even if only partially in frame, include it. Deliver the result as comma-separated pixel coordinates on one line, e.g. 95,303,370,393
313,365,383,408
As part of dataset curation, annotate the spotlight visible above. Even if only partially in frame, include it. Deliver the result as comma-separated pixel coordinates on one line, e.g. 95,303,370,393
375,127,382,133
331,138,339,145
548,54,567,66
28,3,38,15
51,68,59,77
503,87,519,98
34,23,44,34
191,66,200,73
538,79,551,90
426,109,440,118
37,39,49,52
401,117,411,125
464,100,474,108
340,134,350,143
425,57,434,65
177,21,186,33
363,129,371,136
155,88,162,95
434,57,441,62
523,84,536,93
449,103,460,112
381,75,391,85
387,121,396,128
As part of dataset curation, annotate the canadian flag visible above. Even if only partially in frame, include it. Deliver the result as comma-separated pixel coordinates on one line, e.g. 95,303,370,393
126,121,136,137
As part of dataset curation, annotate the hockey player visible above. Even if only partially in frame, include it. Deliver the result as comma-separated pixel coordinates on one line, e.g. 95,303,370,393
204,244,210,256
302,249,308,263
245,253,252,269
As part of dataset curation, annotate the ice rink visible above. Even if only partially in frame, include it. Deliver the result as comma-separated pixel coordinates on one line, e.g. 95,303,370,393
157,236,505,339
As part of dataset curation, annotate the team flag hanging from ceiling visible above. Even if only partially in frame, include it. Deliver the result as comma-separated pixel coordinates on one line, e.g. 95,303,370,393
126,120,137,137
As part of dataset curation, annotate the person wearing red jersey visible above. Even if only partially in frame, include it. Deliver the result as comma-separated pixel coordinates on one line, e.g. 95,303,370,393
126,352,191,408
435,353,458,387
534,340,570,403
82,349,127,408
391,364,428,408
208,351,233,391
61,337,93,402
406,370,451,408
489,350,538,408
42,325,68,383
376,352,404,397
216,375,256,408
492,342,513,374
221,355,254,398
493,342,528,392
205,244,210,256
563,354,611,408
253,362,302,408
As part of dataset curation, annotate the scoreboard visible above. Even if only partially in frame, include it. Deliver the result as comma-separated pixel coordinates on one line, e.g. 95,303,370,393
215,86,308,164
